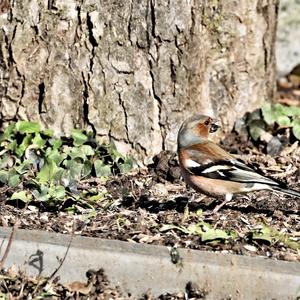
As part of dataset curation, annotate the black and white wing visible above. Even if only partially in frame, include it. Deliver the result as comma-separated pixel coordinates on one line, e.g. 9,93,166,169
186,158,283,187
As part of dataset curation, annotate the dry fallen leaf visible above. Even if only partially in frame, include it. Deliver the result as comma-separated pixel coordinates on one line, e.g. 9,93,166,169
65,280,93,295
243,244,257,252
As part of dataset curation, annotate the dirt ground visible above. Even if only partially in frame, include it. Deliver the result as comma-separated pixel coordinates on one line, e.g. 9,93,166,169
0,132,299,261
0,133,299,299
0,267,208,299
0,81,300,298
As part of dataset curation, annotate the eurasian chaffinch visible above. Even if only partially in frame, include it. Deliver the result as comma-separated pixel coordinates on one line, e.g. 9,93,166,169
177,114,300,212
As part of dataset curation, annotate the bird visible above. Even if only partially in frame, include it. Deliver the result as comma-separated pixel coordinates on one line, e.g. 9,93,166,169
177,114,300,212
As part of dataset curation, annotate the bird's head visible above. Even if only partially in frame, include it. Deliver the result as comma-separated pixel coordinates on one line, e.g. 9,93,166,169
177,114,220,148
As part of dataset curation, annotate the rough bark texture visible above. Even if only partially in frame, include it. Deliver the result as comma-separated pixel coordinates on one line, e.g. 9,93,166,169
0,0,278,163
276,0,300,75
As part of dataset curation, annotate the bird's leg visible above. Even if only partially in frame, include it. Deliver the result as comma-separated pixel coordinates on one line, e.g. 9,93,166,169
190,193,197,202
212,193,233,213
190,193,207,203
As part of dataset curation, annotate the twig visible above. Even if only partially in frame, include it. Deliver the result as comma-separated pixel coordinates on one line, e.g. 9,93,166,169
31,221,75,297
0,225,16,270
48,221,75,282
17,282,25,300
270,167,298,179
280,141,298,156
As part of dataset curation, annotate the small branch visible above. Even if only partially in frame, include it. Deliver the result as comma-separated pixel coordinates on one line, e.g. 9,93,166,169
48,222,75,282
0,225,17,270
266,166,298,179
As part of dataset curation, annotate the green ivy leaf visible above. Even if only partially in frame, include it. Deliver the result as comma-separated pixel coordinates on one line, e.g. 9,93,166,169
42,129,54,137
71,129,88,146
0,120,134,210
187,224,204,235
32,133,46,149
248,120,265,141
94,159,112,177
80,145,95,156
68,147,86,161
0,170,8,184
16,121,41,134
261,103,277,125
0,123,16,142
0,154,11,169
119,158,133,173
88,192,106,202
52,167,66,183
201,228,230,242
8,140,17,152
16,134,32,157
292,118,300,140
11,190,32,202
109,145,123,162
49,138,63,150
8,174,21,187
48,185,66,200
82,160,93,177
277,104,300,116
63,160,84,180
46,148,66,165
37,159,58,183
252,226,272,244
32,185,50,201
14,161,32,174
262,103,300,127
277,115,291,127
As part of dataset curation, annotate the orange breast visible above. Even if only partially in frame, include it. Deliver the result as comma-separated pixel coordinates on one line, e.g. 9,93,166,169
185,174,245,198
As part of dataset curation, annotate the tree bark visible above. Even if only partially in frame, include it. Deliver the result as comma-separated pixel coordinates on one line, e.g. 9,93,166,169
0,0,278,163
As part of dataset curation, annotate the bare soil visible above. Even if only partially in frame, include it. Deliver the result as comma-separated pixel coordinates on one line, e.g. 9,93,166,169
0,134,299,262
0,139,299,299
0,81,300,299
0,267,208,299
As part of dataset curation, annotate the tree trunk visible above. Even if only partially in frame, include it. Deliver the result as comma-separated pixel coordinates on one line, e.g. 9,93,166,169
0,0,278,163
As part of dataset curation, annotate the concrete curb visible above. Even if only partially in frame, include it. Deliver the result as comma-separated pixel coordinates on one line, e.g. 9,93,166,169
0,227,299,299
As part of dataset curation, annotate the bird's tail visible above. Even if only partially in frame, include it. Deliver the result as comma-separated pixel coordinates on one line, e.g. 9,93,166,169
272,186,300,198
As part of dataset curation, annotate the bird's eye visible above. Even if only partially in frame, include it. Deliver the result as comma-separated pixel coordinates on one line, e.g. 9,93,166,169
209,123,220,133
204,119,210,126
